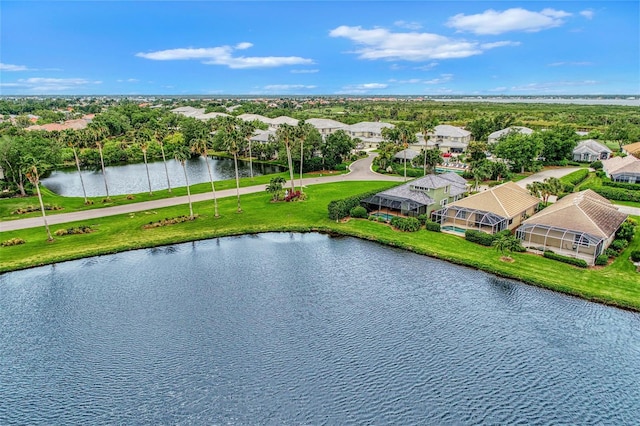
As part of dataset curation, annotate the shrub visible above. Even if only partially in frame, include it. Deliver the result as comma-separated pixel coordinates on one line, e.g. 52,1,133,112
604,248,619,258
349,206,368,219
595,255,609,266
543,251,588,268
609,239,628,252
327,189,388,221
54,226,94,236
590,160,603,170
417,214,429,225
559,169,589,187
591,187,640,203
602,180,640,191
425,221,441,232
390,216,421,232
143,215,197,229
12,204,63,215
126,194,135,200
1,238,25,247
465,229,497,247
630,251,640,262
616,218,636,242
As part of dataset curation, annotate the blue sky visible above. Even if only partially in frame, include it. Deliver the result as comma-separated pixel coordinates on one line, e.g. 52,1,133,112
1,1,638,96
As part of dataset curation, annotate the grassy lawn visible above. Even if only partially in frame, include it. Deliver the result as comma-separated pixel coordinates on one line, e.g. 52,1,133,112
1,180,639,311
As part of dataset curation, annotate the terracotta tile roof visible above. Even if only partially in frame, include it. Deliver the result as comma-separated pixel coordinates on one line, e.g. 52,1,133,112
448,181,539,218
521,190,627,238
622,142,640,157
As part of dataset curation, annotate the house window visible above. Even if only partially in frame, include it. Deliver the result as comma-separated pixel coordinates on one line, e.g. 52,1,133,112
440,199,448,207
574,234,590,247
456,210,467,219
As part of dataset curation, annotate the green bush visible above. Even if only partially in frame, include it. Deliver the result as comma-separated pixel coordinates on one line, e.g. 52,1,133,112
602,180,640,191
609,239,628,252
465,229,497,246
595,255,609,266
54,226,94,236
543,251,588,268
425,221,441,232
591,187,640,202
559,169,589,187
616,218,636,242
349,206,368,219
327,190,381,221
604,248,619,258
1,238,25,247
390,216,421,232
590,160,603,170
630,251,640,262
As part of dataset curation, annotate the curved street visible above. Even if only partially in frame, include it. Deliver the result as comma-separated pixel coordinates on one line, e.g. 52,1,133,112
2,157,638,232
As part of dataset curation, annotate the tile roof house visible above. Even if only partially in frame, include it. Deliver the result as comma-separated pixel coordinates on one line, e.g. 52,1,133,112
361,172,468,217
572,139,612,162
602,155,640,184
488,126,534,143
622,142,640,158
171,106,230,121
393,148,420,162
429,125,471,153
305,118,347,136
431,181,540,234
346,122,395,149
516,190,627,265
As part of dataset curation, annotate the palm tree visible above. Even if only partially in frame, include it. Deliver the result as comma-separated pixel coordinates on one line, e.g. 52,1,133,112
152,125,172,193
216,116,244,213
87,124,111,200
418,116,439,175
239,120,257,180
174,146,194,220
135,128,153,196
24,158,53,241
421,148,442,176
492,234,522,260
190,129,220,218
397,124,417,182
296,121,314,194
61,129,89,204
276,123,297,195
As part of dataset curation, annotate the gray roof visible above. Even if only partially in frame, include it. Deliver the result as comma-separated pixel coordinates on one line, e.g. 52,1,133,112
408,172,468,197
347,121,394,133
573,139,612,155
250,129,275,143
432,125,471,138
394,149,420,160
271,116,299,126
237,114,273,125
305,118,347,129
488,126,534,140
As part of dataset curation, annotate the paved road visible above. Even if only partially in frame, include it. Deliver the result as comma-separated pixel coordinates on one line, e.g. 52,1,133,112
514,167,582,189
1,154,403,232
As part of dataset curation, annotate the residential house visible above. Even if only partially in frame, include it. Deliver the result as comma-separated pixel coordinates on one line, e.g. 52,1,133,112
602,155,640,183
171,106,230,121
346,121,394,149
393,148,420,164
487,126,534,143
305,118,347,136
429,125,471,154
361,172,468,217
572,139,612,162
516,190,627,265
622,142,640,158
431,181,540,234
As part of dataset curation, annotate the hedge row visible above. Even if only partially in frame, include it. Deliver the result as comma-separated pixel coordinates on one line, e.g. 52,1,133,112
390,216,421,232
559,169,589,187
327,190,381,221
425,221,441,232
602,180,640,191
591,187,640,203
543,251,588,268
465,229,498,246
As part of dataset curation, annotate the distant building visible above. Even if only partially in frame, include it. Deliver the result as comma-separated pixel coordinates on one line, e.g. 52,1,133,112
346,121,394,149
305,118,347,136
429,125,471,154
487,126,534,143
602,155,640,183
572,139,612,162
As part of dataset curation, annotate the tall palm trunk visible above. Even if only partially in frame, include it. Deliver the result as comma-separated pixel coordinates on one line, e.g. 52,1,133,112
233,151,242,212
248,140,254,180
34,179,53,241
159,140,172,193
181,161,194,220
423,149,427,176
299,138,304,194
142,148,153,196
71,146,89,203
97,142,110,199
285,142,295,193
203,152,219,218
404,149,407,182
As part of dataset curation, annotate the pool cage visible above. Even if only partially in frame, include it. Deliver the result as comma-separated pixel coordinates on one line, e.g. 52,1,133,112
516,223,604,265
431,206,509,234
361,194,429,218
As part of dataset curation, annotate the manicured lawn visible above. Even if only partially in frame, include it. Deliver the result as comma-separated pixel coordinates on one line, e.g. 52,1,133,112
1,180,639,311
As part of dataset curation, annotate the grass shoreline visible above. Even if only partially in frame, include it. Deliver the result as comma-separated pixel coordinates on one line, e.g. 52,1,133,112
1,181,639,312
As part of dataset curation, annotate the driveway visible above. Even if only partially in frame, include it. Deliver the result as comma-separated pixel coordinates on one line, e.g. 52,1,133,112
515,167,583,188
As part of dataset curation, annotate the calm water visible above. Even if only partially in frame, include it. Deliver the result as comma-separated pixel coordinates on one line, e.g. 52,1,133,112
1,233,639,424
42,157,282,197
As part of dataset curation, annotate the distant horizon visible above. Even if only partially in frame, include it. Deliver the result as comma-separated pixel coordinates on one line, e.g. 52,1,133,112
2,1,638,96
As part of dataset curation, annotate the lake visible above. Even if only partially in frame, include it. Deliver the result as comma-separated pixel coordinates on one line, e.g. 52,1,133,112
1,233,638,424
42,157,282,197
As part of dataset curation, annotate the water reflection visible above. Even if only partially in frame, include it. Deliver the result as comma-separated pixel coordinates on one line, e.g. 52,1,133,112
43,157,282,197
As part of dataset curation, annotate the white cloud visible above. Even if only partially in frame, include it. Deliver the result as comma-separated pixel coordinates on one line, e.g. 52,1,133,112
509,80,598,93
580,10,595,20
394,20,422,30
481,41,521,49
0,63,29,71
263,84,317,91
117,78,140,83
336,82,389,94
447,8,571,35
136,43,313,69
414,62,439,71
0,77,102,92
547,61,593,67
290,69,319,74
329,25,515,61
424,74,453,84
